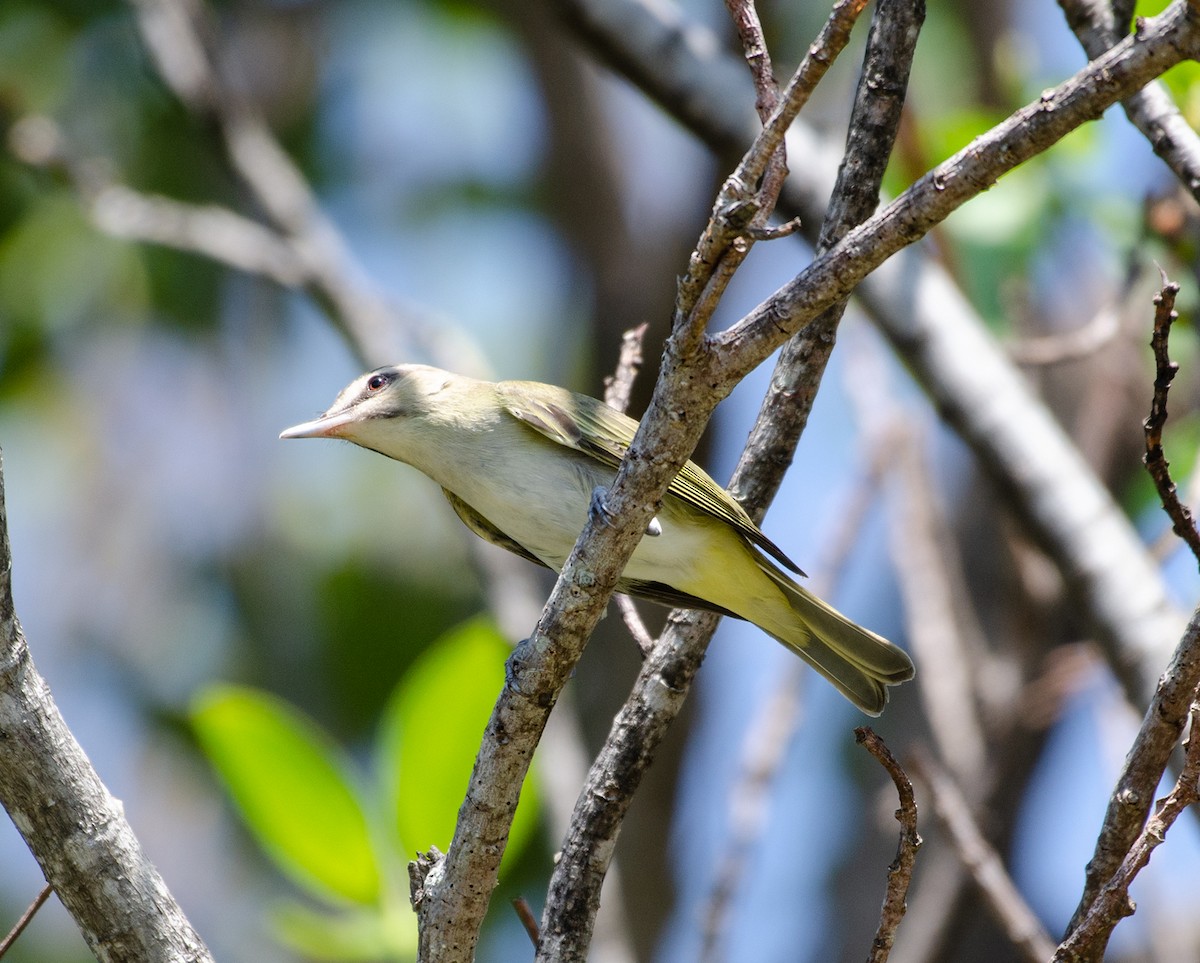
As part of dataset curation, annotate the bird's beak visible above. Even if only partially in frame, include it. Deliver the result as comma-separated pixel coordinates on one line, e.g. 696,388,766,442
279,409,358,440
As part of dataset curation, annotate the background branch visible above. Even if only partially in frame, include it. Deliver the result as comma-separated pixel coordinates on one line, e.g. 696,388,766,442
911,750,1056,963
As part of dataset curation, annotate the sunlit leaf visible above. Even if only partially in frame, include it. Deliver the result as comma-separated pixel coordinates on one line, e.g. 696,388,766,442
377,617,540,868
271,900,418,962
192,685,382,905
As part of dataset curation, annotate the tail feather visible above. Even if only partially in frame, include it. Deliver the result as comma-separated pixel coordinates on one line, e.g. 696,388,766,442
759,566,915,716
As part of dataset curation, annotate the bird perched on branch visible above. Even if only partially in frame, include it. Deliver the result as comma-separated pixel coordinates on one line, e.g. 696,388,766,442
281,364,914,714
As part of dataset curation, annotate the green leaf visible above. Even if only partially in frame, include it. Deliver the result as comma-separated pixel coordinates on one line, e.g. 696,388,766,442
191,685,382,905
270,900,417,962
378,617,540,867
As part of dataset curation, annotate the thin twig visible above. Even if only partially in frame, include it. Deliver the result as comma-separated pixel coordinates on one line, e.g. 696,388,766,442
1056,705,1200,962
699,448,889,962
1142,274,1200,567
746,216,803,240
601,324,659,656
0,884,53,960
602,323,648,415
614,596,656,657
511,896,541,948
673,0,870,347
723,0,788,224
724,0,780,119
910,750,1056,963
856,728,921,963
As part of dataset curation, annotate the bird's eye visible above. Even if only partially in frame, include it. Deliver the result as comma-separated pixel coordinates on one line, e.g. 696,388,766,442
366,373,390,392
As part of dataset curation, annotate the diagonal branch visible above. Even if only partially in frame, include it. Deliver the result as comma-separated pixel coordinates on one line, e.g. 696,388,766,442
1057,705,1200,962
1059,0,1200,206
0,453,214,963
555,0,1184,711
412,3,1200,959
539,2,922,958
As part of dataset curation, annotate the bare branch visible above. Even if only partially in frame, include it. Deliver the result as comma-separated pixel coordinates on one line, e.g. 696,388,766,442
534,3,922,959
1059,0,1200,206
722,0,788,222
1056,705,1200,962
857,728,921,963
724,0,780,119
556,0,1185,710
614,595,656,657
911,750,1056,963
602,323,648,415
0,454,214,963
0,884,52,960
1142,275,1200,566
511,896,541,948
1065,602,1200,941
673,0,870,345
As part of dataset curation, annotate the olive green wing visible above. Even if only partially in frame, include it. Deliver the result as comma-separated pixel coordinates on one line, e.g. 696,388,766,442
441,488,549,568
495,380,804,575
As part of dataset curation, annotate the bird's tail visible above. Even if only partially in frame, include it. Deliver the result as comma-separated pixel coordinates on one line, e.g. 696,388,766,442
757,565,914,716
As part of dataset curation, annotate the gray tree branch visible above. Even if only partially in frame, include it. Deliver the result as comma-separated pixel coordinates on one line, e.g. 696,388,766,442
536,2,923,958
420,2,1200,959
555,0,1184,710
1059,0,1200,205
0,453,214,963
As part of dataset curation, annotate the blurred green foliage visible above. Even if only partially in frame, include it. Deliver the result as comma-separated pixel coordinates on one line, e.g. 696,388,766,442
192,617,541,961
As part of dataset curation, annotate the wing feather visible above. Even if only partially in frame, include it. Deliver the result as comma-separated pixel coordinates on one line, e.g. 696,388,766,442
496,380,804,575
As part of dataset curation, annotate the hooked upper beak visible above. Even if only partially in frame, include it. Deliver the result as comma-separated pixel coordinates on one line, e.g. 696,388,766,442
279,409,358,439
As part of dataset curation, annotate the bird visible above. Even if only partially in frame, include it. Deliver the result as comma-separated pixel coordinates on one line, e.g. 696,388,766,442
280,363,914,714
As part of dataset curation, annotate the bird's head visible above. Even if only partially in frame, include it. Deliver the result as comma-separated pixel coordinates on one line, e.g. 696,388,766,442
280,364,457,457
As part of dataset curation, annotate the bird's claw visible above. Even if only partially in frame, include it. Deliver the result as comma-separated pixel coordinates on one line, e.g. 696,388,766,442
590,487,616,526
590,487,661,536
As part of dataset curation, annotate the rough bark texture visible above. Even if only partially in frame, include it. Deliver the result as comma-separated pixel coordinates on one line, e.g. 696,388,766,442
0,453,213,963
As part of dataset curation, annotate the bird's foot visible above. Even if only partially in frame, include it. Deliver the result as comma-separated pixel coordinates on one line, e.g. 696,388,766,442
590,487,661,536
589,487,616,526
